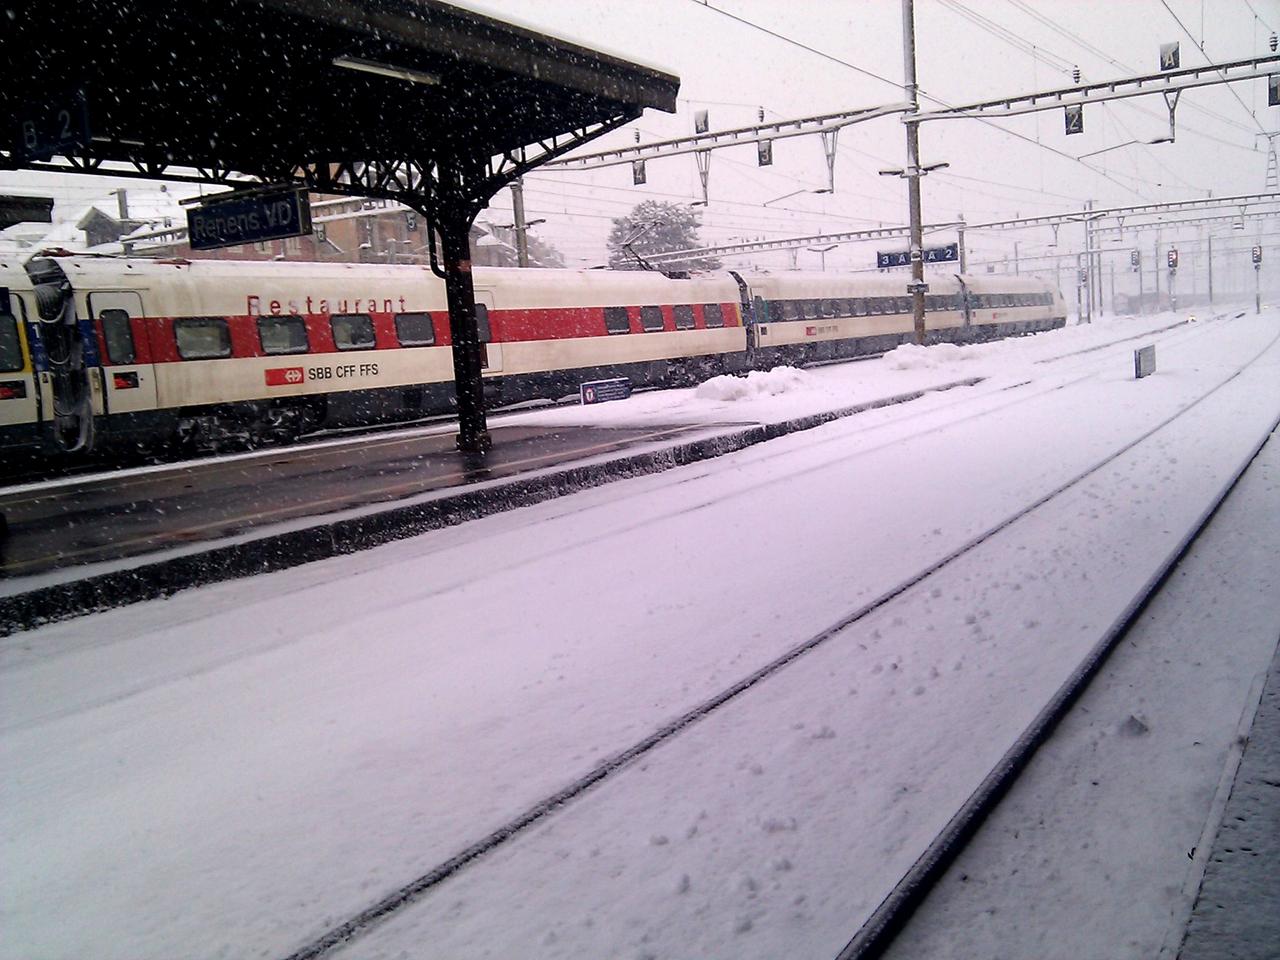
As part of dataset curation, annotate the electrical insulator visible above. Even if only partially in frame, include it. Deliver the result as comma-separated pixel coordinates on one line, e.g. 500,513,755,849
758,107,765,123
1072,65,1081,83
634,129,641,143
1271,33,1278,52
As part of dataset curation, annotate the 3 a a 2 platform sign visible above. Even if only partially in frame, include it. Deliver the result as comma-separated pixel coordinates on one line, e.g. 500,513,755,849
877,243,958,269
187,188,313,251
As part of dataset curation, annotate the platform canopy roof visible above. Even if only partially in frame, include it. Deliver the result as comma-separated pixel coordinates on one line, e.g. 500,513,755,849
1,0,680,213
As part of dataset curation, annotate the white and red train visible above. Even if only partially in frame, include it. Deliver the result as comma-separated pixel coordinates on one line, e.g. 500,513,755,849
0,252,1065,456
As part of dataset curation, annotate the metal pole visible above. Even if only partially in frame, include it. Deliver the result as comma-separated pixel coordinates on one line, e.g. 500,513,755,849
1075,252,1084,323
902,0,927,345
1207,234,1214,304
1257,264,1262,314
1083,201,1094,322
439,206,492,454
1137,250,1145,314
1094,222,1104,317
1109,261,1115,315
510,177,530,268
1154,238,1161,309
957,220,967,273
1013,240,1019,275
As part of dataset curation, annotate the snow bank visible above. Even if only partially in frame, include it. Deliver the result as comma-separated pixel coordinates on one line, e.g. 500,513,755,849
884,342,977,370
695,366,810,402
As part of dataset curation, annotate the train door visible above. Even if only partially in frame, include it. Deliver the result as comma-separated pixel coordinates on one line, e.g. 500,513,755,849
24,257,99,451
955,275,974,328
0,287,40,442
726,270,762,348
87,291,158,417
474,292,502,373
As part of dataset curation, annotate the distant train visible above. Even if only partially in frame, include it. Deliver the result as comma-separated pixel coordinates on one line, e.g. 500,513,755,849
0,252,1066,456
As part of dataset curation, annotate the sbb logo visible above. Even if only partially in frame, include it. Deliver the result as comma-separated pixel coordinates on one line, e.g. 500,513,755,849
265,366,305,386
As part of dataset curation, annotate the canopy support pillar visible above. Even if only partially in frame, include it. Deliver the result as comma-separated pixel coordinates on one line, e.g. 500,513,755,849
436,201,491,455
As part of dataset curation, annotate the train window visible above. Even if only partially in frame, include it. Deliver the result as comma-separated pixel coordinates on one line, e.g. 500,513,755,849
782,301,801,321
896,297,912,313
394,312,435,347
820,299,837,318
604,306,630,335
803,300,820,319
100,309,136,364
640,305,664,332
474,303,492,343
673,304,696,330
258,315,309,355
174,317,232,360
702,303,724,328
332,313,375,351
0,312,21,372
850,298,868,316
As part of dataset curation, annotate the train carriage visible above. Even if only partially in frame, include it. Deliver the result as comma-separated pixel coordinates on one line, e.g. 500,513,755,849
0,255,748,454
0,251,1064,459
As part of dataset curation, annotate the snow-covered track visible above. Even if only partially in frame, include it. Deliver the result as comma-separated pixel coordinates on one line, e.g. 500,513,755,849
835,364,1280,960
277,329,1280,960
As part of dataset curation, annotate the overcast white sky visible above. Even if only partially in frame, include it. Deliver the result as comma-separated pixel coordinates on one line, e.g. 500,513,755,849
4,0,1277,287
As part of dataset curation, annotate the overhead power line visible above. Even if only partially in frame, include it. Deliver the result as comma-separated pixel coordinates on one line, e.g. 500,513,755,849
682,0,1160,200
1243,0,1276,35
1004,0,1259,136
1158,0,1268,134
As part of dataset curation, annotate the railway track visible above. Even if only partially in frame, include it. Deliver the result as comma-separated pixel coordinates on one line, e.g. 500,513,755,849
276,323,1280,960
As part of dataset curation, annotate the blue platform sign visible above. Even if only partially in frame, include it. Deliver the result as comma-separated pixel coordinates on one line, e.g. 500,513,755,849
876,243,959,269
580,377,632,405
187,188,312,251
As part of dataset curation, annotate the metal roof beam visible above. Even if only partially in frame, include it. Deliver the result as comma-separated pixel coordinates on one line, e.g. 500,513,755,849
642,221,963,264
544,102,912,170
916,55,1279,122
966,192,1280,231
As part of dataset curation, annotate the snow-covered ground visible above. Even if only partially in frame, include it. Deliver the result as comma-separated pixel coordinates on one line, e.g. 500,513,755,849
1,308,1277,960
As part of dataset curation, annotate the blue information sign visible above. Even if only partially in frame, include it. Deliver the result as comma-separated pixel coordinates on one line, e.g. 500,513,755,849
187,188,313,251
580,377,632,405
876,243,958,269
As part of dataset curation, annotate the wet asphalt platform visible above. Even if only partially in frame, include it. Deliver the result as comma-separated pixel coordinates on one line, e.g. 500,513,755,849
0,421,730,580
1179,634,1280,959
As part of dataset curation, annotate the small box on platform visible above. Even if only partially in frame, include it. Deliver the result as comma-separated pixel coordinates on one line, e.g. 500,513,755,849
579,377,632,405
1134,344,1156,379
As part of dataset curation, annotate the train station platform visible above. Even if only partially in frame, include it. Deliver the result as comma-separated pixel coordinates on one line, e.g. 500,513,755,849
0,419,751,581
1178,635,1280,959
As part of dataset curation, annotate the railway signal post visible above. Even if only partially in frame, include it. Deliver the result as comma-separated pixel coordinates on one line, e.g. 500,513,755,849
1253,245,1263,313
